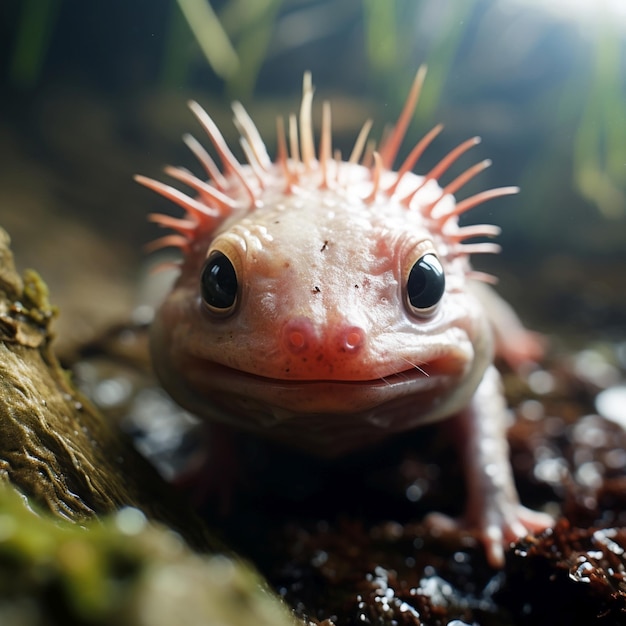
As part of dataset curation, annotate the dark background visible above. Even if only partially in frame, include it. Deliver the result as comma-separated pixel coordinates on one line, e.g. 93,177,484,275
0,0,625,347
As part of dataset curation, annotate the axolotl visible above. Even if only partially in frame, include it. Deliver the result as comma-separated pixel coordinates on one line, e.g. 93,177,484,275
136,68,553,567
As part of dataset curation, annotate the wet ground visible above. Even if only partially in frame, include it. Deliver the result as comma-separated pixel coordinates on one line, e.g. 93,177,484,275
67,300,626,626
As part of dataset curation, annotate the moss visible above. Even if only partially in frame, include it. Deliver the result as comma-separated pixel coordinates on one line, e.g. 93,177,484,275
21,268,57,327
0,484,295,626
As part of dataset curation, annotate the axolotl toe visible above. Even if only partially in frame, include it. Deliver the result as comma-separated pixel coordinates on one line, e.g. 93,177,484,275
137,68,553,568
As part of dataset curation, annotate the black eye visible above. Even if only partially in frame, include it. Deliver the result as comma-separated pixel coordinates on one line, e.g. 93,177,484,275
407,253,445,314
201,251,238,313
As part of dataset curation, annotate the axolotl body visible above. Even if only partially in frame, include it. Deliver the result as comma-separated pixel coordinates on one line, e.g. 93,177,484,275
137,69,552,567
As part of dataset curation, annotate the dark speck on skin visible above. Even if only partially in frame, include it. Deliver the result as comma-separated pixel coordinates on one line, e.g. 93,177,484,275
320,241,329,252
312,286,321,294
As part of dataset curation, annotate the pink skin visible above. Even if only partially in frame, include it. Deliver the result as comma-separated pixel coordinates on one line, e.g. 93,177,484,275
138,69,553,567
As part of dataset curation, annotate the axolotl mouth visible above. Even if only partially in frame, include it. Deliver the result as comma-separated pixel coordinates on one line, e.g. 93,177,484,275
172,352,474,454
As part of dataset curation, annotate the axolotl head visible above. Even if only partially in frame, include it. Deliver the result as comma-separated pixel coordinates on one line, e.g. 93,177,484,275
137,69,517,456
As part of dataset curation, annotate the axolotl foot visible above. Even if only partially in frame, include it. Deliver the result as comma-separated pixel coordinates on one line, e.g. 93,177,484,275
425,503,553,568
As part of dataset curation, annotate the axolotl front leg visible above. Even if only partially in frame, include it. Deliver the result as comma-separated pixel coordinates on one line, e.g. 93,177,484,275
427,365,552,567
419,280,552,566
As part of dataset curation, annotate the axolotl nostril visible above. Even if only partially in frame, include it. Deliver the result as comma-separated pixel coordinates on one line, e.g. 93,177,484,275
136,68,553,568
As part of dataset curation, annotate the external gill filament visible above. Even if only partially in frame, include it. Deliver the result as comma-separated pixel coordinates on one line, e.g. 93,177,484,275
137,68,512,277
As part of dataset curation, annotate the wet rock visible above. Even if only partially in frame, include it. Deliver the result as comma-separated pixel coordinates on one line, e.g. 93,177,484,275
0,226,213,550
596,385,626,428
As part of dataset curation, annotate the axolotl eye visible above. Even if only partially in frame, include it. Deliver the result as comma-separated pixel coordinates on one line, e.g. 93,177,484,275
201,251,239,315
406,253,445,316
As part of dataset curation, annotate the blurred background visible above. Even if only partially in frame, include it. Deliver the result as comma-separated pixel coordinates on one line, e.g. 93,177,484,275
0,0,625,353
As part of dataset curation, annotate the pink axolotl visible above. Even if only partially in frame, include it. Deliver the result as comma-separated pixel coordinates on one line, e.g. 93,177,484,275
136,68,552,567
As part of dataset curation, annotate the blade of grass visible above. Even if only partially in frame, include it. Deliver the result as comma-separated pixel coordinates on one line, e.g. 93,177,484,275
573,15,626,217
175,0,239,79
222,0,285,99
9,0,61,88
161,2,195,89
